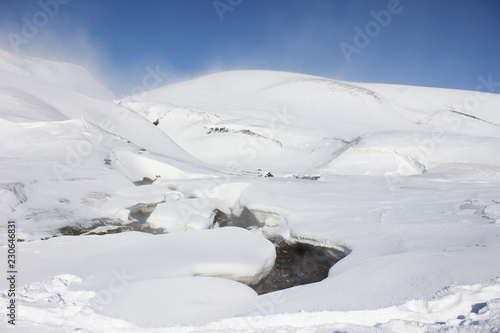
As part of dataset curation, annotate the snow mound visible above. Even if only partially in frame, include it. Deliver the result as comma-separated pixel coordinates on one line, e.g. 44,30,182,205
147,198,229,232
14,227,276,286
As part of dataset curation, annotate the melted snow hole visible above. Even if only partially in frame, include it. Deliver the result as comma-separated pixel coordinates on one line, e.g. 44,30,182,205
214,208,346,295
252,241,345,295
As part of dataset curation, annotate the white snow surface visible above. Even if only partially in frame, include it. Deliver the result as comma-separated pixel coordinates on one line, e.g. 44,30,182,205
1,49,500,332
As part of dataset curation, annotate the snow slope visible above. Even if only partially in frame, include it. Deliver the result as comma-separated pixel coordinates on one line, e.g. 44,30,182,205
121,70,500,178
0,48,198,161
0,49,216,239
1,49,500,332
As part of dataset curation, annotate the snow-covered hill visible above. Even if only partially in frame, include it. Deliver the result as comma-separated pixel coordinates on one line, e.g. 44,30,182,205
1,49,500,332
122,70,500,179
0,49,213,238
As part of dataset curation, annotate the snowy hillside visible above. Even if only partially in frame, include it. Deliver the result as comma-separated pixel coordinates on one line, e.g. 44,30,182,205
122,70,500,178
1,49,500,332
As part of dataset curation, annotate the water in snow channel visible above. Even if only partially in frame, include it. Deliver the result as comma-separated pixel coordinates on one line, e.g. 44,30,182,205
57,205,347,294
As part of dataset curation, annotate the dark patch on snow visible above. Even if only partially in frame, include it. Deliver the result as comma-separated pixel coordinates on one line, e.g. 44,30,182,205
251,241,345,295
59,225,85,236
214,207,261,229
470,302,487,314
255,169,274,178
207,127,228,134
213,209,231,227
58,217,165,236
449,110,500,127
206,127,283,147
293,175,321,181
133,177,156,186
128,203,158,223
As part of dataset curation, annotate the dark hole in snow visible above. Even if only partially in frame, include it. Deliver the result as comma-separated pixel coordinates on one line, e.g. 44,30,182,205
128,203,158,224
251,241,345,295
470,302,487,314
215,207,260,229
214,207,347,294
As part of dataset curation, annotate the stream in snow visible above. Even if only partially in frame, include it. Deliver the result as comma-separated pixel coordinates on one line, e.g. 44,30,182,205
55,203,347,295
213,206,347,293
251,241,345,295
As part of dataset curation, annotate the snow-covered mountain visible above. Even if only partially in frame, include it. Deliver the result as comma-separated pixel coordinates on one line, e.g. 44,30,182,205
1,49,500,332
122,69,500,178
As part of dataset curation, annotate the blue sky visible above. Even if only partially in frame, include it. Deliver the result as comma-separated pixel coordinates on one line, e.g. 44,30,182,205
1,0,499,96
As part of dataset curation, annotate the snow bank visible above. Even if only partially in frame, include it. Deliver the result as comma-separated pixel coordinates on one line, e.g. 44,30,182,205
12,227,275,287
181,278,500,332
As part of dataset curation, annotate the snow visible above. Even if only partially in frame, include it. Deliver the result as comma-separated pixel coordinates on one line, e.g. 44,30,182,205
174,279,500,332
12,227,275,287
102,277,258,327
0,48,500,332
147,198,229,232
1,228,275,327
